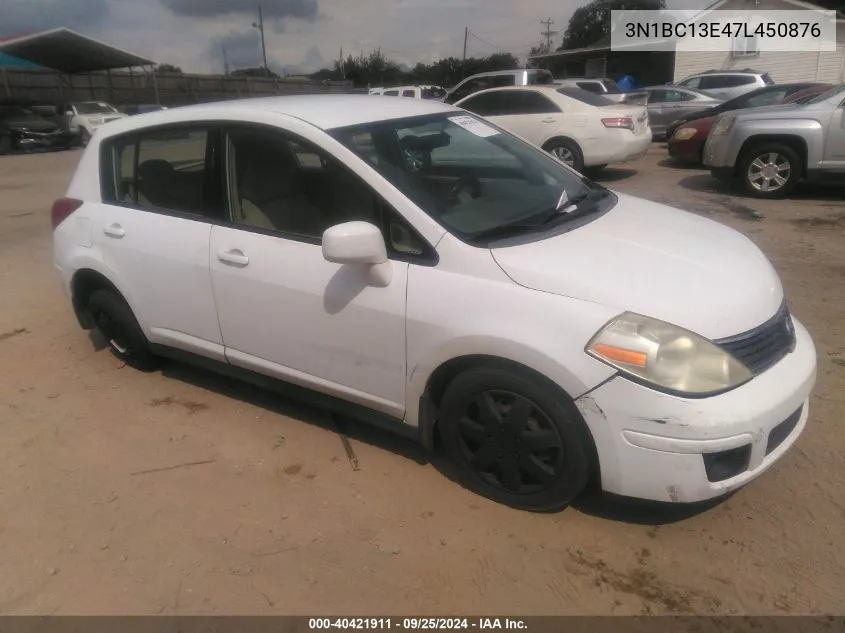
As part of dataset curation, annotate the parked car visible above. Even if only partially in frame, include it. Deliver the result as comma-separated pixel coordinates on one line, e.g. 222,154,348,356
443,69,554,104
704,83,845,198
60,101,126,145
672,69,775,100
667,83,833,164
376,86,447,100
455,86,651,172
52,94,817,511
120,104,168,115
665,83,831,141
553,78,648,105
0,105,77,154
641,86,723,140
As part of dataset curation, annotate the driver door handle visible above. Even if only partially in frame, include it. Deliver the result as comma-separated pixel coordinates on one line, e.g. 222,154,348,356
217,249,249,267
103,223,125,238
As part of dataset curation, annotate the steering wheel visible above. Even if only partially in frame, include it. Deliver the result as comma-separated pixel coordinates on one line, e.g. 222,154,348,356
450,174,482,202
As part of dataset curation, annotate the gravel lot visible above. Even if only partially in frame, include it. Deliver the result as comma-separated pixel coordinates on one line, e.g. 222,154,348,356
0,144,843,616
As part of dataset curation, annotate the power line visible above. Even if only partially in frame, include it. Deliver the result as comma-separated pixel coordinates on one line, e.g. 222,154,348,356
468,30,533,53
540,17,558,51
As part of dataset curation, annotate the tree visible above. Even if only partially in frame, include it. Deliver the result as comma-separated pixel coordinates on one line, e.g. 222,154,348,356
231,67,279,78
156,63,183,74
559,0,666,50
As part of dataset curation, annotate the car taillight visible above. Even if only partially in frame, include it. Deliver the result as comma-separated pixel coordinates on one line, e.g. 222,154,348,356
602,117,634,130
51,197,83,230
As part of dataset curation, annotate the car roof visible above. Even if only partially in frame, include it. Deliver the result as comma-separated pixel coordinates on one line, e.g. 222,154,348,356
99,94,461,131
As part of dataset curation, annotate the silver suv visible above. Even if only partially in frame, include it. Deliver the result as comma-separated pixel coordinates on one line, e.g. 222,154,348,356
674,70,774,100
703,83,845,198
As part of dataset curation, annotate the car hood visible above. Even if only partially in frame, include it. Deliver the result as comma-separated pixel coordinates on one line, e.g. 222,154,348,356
726,103,801,119
4,117,58,131
490,193,783,339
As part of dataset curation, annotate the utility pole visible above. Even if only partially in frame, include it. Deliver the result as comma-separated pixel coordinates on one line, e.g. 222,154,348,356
222,45,230,75
462,26,469,64
540,17,557,52
253,3,268,73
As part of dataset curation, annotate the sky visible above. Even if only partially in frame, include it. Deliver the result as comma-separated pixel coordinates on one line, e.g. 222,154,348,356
0,0,707,75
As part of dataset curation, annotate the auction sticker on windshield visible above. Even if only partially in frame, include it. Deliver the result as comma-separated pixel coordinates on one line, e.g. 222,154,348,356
449,115,499,138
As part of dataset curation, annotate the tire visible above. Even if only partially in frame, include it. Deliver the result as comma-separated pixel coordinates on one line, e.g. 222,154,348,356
438,366,592,512
739,142,802,199
79,128,91,147
0,134,11,155
87,290,158,370
543,138,584,173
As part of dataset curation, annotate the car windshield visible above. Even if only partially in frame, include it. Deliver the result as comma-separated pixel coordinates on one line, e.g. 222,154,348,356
556,87,615,107
328,113,612,245
804,83,845,105
75,102,117,114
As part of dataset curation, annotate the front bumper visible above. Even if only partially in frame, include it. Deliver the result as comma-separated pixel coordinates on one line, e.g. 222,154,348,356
575,318,816,503
13,129,76,149
702,131,735,169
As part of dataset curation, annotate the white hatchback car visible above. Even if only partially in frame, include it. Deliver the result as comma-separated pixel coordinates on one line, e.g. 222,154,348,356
455,86,652,172
53,95,816,512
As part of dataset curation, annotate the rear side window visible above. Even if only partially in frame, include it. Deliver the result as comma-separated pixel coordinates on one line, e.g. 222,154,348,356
384,89,399,96
402,89,416,98
679,76,701,89
459,91,506,116
576,81,604,94
103,127,221,218
556,87,615,107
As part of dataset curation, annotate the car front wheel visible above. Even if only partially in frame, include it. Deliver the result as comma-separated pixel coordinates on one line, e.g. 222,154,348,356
438,366,592,512
739,143,802,199
79,128,92,146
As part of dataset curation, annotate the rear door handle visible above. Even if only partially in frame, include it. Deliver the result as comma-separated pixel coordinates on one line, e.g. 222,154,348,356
541,117,557,123
217,249,249,267
103,223,125,238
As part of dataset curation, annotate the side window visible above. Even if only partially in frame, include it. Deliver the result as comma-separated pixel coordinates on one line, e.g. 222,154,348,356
516,91,561,114
451,78,488,102
402,89,416,98
490,74,516,88
224,126,431,260
576,81,603,94
680,77,701,89
384,89,399,97
664,90,694,102
698,75,727,90
459,91,504,116
648,89,667,103
105,128,217,218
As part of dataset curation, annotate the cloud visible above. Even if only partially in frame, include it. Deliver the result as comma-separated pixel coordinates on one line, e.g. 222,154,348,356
161,0,319,20
210,30,264,70
0,0,111,35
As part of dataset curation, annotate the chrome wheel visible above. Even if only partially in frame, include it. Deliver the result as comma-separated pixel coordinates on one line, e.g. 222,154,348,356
550,146,575,166
457,390,565,495
747,152,791,193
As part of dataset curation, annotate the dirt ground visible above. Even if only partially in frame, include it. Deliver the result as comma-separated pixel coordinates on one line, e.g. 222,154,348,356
1,144,843,616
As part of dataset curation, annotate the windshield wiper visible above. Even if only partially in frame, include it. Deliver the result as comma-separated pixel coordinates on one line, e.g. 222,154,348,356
467,189,609,243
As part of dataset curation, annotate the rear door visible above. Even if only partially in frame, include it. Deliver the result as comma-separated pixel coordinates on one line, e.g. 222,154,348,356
487,90,563,147
96,125,226,359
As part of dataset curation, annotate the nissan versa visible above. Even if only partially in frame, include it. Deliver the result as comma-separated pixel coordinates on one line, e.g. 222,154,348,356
52,95,817,511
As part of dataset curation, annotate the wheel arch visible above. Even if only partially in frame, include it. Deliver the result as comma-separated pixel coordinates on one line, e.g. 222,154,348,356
541,135,583,154
736,134,809,176
417,353,602,488
70,268,131,330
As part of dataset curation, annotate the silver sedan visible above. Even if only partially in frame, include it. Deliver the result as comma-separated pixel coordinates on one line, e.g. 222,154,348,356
642,86,723,140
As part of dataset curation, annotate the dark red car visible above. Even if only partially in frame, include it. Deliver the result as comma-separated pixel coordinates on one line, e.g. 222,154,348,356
668,83,833,164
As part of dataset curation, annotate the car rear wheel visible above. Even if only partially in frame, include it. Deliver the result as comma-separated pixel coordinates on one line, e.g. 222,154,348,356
543,139,584,173
438,366,592,512
739,143,802,199
88,290,158,370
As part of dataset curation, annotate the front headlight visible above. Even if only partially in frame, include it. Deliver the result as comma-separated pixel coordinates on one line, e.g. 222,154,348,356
587,313,752,396
712,115,735,136
672,127,697,141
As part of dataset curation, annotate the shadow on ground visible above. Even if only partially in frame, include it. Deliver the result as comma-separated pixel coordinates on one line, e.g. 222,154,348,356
590,167,637,183
657,158,707,171
679,173,845,202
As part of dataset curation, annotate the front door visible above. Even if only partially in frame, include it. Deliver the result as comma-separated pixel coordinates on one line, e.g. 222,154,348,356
95,125,225,359
822,96,845,168
208,125,409,416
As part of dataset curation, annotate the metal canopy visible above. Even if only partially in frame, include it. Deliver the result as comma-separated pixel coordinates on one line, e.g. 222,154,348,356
0,28,155,73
